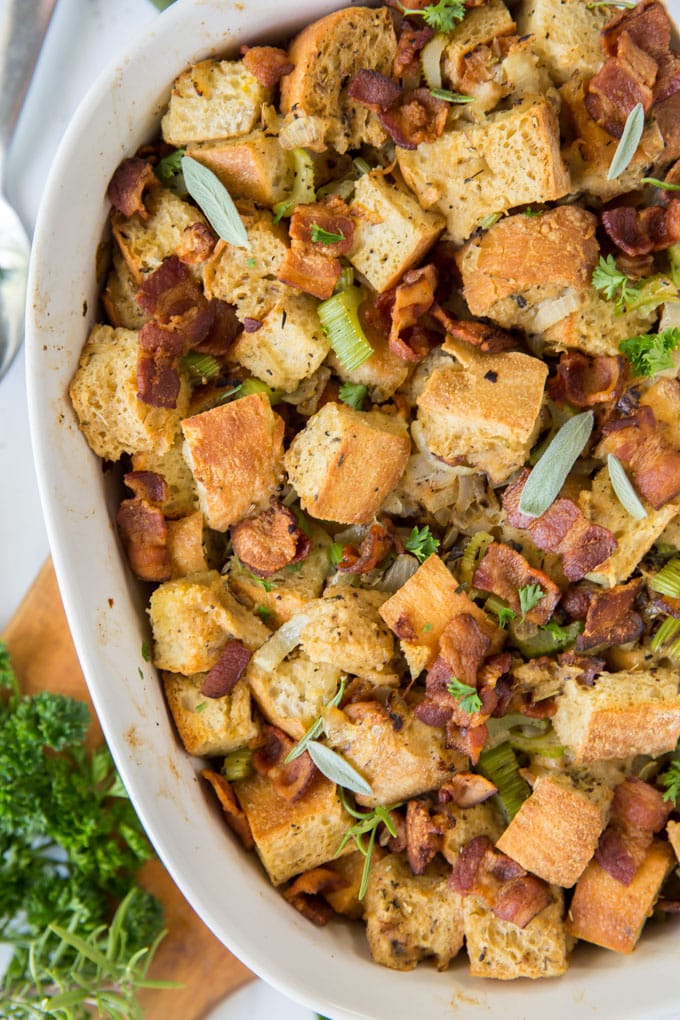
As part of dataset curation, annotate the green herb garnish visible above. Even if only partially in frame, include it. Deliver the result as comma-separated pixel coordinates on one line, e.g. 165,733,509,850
336,790,401,899
607,102,645,180
404,524,440,563
518,583,545,621
307,741,372,796
338,382,368,410
155,147,185,183
310,223,346,245
607,453,647,519
255,605,273,621
285,679,347,764
181,155,250,249
641,177,680,192
619,327,680,377
417,0,467,32
592,254,640,312
446,677,482,714
660,758,680,805
429,87,474,103
518,411,594,518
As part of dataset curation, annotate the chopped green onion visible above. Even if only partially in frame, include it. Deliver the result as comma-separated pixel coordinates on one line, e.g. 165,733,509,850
649,558,680,599
476,741,531,822
317,287,374,371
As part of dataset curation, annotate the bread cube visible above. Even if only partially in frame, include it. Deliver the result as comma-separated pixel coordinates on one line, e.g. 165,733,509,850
323,698,467,808
416,347,547,485
112,187,209,283
163,671,259,757
495,774,610,887
517,0,610,84
440,802,505,865
567,840,675,953
202,209,288,323
667,820,680,863
181,393,285,532
545,288,660,359
327,329,410,404
283,402,410,525
246,650,342,740
149,570,269,674
348,174,445,293
300,588,396,684
552,668,680,763
279,6,397,154
186,131,295,207
364,853,464,971
457,206,598,332
102,248,150,330
640,377,680,449
69,325,189,462
579,468,680,587
166,511,207,578
231,292,330,393
464,888,569,979
397,96,571,245
131,435,199,518
442,0,515,83
161,59,271,146
232,771,352,885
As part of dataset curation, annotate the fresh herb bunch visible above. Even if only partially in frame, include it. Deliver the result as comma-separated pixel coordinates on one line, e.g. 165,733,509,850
619,327,680,377
446,677,482,714
404,524,440,563
0,642,169,1017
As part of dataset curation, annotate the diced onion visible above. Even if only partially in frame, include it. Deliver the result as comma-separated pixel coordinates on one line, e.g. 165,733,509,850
376,553,420,594
529,289,580,332
421,34,448,90
250,613,310,672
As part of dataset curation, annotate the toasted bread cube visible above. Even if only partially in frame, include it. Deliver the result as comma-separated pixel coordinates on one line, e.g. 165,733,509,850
495,774,610,887
111,187,209,283
457,206,598,331
464,888,569,979
543,286,659,357
279,7,397,154
667,820,680,863
348,174,445,293
301,588,395,684
202,209,289,323
69,325,190,462
163,671,259,757
398,96,571,245
560,78,666,202
186,131,295,207
149,570,269,674
131,435,199,518
166,511,207,578
233,771,352,885
640,377,680,448
323,698,467,808
161,59,270,146
416,347,547,485
284,402,410,525
181,393,285,532
517,0,610,84
102,248,150,330
228,523,331,627
553,668,680,763
442,0,516,83
246,650,343,740
440,802,506,865
231,292,330,393
580,468,680,587
364,853,464,971
567,840,675,953
322,850,366,919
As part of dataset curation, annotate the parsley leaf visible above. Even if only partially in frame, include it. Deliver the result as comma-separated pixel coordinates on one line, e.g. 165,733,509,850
592,254,640,312
619,327,680,377
310,222,345,245
518,583,545,620
540,619,569,641
660,759,680,805
338,381,368,410
446,677,482,714
497,605,518,629
404,524,440,563
419,0,466,32
155,146,185,183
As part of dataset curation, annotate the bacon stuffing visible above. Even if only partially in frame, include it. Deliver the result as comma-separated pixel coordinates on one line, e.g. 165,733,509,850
405,799,444,875
450,835,553,928
599,405,680,509
200,640,252,698
502,469,617,581
200,769,254,849
231,502,311,578
575,578,643,651
393,22,435,81
123,470,168,505
337,518,395,574
252,725,317,802
437,772,497,808
176,222,217,265
595,777,671,884
107,156,157,218
602,200,680,256
348,71,448,148
116,498,171,582
278,198,354,300
387,265,438,362
241,45,294,86
472,542,561,625
548,352,625,408
346,69,402,111
432,306,519,353
283,867,345,926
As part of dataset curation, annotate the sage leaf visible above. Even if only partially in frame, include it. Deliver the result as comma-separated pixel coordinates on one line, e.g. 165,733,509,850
518,410,594,518
307,740,373,796
181,155,250,249
607,103,645,180
607,453,647,520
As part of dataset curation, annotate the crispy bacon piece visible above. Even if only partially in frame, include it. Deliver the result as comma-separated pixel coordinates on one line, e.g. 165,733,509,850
283,868,345,925
406,799,443,875
502,469,617,581
439,614,492,689
137,349,182,408
123,470,168,505
347,68,402,111
241,45,293,86
136,256,199,318
394,22,435,80
117,498,171,582
289,198,355,256
600,0,671,61
438,772,497,807
337,519,394,574
595,777,671,884
231,502,311,578
195,299,242,357
200,769,254,849
252,726,317,802
472,542,561,625
575,578,643,651
278,246,342,300
200,640,252,698
548,352,625,408
450,835,553,928
600,405,680,509
176,222,216,265
107,156,157,218
378,87,448,149
557,650,606,685
432,306,518,353
388,264,438,362
602,200,680,256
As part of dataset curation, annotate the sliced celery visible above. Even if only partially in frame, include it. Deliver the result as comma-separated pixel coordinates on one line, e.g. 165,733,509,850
182,351,221,382
459,531,493,587
272,148,316,222
239,377,283,404
649,557,680,599
508,618,582,658
317,287,374,371
222,747,254,782
650,616,680,653
476,741,531,821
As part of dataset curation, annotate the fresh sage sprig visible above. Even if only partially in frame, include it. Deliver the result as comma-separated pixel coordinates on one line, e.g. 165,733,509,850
518,410,594,518
607,103,644,180
181,155,250,249
284,678,347,763
607,453,647,520
307,741,373,796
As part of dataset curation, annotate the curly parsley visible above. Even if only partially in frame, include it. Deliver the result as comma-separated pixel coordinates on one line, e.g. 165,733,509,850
619,327,680,377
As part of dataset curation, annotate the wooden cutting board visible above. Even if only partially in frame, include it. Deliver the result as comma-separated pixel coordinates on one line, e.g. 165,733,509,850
2,560,254,1020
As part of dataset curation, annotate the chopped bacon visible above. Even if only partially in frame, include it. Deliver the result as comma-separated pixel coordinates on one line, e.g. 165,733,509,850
387,264,438,362
200,769,254,849
200,640,252,698
432,306,519,353
347,68,402,111
600,0,671,62
278,246,342,300
195,299,242,357
107,156,157,218
437,772,497,807
406,799,443,875
136,256,200,318
502,469,617,581
231,502,311,578
595,777,671,885
243,317,262,332
176,222,216,264
602,200,680,256
123,470,168,505
446,720,489,765
394,22,435,81
116,497,171,582
600,405,680,509
337,519,394,574
137,348,182,408
438,614,492,689
283,867,345,926
241,45,293,86
450,835,553,928
472,542,561,625
450,835,493,893
557,650,606,685
548,352,625,409
289,197,355,256
252,725,318,802
378,87,448,149
575,578,643,651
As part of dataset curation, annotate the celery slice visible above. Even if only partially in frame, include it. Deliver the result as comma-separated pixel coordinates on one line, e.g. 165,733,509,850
649,557,680,599
317,288,374,371
239,377,283,404
476,741,531,822
222,747,254,781
182,351,221,382
273,148,316,222
650,616,680,653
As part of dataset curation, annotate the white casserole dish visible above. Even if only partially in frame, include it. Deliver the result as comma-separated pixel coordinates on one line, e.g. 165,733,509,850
25,1,680,1017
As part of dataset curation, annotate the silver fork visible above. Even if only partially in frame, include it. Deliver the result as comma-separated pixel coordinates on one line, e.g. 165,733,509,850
0,0,57,381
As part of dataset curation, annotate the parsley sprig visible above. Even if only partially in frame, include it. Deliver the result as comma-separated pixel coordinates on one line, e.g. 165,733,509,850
660,758,680,805
336,790,401,899
416,0,466,32
518,583,545,621
592,254,640,312
446,677,482,714
310,223,346,245
404,524,440,563
619,327,680,377
338,381,368,410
